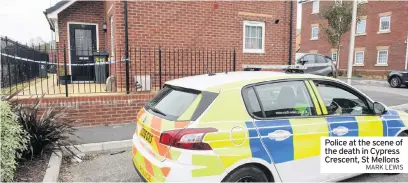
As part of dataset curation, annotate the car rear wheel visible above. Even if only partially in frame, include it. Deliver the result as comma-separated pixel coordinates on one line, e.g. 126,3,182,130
222,166,269,182
389,76,402,88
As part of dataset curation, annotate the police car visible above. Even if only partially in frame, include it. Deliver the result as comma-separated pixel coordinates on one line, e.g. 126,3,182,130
131,71,408,182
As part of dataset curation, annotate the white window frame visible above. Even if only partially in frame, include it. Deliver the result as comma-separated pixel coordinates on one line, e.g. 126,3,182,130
243,21,265,54
331,52,338,62
379,16,391,32
377,50,388,65
110,16,115,58
354,51,365,65
358,0,368,4
356,19,366,34
312,0,319,13
311,26,319,40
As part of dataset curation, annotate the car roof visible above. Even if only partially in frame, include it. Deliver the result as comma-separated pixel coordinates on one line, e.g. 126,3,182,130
165,71,328,92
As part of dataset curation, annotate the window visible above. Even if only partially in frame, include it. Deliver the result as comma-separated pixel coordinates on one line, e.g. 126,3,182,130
145,86,199,121
302,54,316,64
313,81,372,116
377,50,388,64
316,55,327,63
379,16,390,32
243,21,265,53
334,0,342,6
311,27,319,40
313,0,319,13
110,16,115,57
358,0,368,4
243,81,316,118
331,52,338,63
354,51,364,65
242,87,263,118
356,19,366,34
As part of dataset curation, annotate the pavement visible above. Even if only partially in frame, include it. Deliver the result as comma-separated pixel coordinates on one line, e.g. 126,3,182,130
59,148,408,182
59,148,141,182
63,78,408,182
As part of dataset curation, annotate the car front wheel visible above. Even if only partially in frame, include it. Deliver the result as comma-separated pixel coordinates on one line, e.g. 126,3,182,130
222,166,269,182
389,76,402,88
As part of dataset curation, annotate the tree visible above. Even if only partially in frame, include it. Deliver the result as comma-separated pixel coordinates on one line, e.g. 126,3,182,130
318,1,365,70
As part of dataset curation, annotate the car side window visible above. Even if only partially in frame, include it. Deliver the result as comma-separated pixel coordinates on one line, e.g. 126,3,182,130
313,81,372,116
303,54,315,64
242,87,263,118
316,55,327,63
243,81,316,118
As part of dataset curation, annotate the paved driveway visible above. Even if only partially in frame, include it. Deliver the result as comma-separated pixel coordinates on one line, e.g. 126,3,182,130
60,149,408,182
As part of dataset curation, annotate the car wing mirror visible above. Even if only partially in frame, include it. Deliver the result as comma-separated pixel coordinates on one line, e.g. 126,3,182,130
373,101,388,115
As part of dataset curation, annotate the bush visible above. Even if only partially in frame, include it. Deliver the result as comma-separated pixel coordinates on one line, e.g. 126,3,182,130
13,96,80,160
0,100,28,182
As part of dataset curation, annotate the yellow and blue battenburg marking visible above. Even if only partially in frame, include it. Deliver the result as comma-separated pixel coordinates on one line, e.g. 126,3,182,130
327,116,359,136
245,121,272,164
382,109,407,136
246,118,330,164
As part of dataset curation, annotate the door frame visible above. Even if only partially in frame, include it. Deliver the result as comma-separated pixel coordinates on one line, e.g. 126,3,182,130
67,22,99,81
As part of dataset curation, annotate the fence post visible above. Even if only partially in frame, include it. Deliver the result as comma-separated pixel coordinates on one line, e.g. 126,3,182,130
63,41,68,97
233,48,236,71
158,47,162,89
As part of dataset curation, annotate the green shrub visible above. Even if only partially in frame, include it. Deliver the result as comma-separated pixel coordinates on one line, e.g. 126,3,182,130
11,96,80,160
0,100,28,182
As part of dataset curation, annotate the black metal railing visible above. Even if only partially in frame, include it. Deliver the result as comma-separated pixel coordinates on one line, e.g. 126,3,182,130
1,39,236,97
0,36,50,95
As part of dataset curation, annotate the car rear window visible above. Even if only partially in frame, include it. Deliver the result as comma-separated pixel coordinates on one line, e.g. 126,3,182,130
145,85,199,121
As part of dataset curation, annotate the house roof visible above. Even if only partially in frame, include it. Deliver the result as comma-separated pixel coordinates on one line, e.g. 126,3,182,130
44,0,69,14
43,0,77,31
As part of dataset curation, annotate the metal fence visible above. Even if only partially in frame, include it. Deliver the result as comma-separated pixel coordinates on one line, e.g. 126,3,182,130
1,39,236,96
0,37,49,94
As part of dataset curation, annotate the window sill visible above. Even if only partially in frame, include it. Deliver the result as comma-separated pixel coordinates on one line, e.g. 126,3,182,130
353,64,364,67
243,50,265,54
310,38,318,41
375,64,388,67
355,33,366,36
377,31,390,34
311,11,319,14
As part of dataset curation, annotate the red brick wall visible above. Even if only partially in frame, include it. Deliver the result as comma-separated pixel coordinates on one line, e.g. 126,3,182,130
107,1,297,87
18,93,154,127
300,1,408,76
54,1,297,89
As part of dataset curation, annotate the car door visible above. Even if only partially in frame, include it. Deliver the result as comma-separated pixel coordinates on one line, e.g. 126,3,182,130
308,79,384,180
314,55,333,76
243,79,330,182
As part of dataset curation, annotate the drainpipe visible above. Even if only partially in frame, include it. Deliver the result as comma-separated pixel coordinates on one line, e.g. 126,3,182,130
124,1,130,94
405,34,408,70
288,0,294,65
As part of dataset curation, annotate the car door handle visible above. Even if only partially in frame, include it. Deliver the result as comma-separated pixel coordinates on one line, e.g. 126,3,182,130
332,126,349,136
268,130,292,141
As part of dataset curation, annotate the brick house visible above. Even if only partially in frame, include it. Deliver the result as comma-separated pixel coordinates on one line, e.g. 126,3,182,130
38,0,297,127
299,0,408,77
44,0,297,83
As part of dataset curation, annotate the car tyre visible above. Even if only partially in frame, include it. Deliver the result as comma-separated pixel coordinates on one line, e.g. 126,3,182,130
389,76,402,88
222,165,269,182
387,132,407,175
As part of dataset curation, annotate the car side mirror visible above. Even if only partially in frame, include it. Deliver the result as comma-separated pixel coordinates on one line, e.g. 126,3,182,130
373,101,388,115
300,60,308,65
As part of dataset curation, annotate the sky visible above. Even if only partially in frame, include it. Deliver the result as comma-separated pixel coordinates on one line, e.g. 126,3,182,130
0,0,59,43
0,0,302,43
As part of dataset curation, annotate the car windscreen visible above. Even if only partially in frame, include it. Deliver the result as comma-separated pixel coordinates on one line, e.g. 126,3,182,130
145,85,199,121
